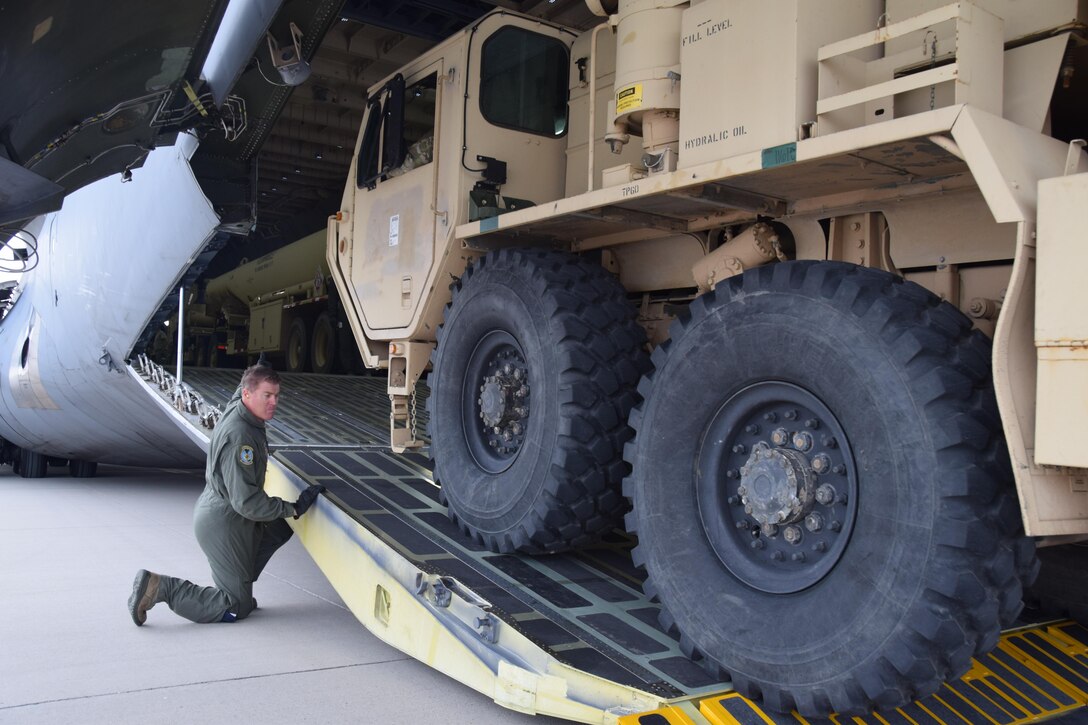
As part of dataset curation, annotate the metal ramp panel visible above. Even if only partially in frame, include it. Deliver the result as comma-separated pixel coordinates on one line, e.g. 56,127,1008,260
131,364,1088,724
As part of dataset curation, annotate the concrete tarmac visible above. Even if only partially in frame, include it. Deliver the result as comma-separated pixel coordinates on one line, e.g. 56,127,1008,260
0,464,567,724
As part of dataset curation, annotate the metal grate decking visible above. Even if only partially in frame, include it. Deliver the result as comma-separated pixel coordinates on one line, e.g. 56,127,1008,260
183,368,1088,723
186,367,721,698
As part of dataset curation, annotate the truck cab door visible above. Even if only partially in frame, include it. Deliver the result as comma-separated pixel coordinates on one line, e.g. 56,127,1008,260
350,63,442,332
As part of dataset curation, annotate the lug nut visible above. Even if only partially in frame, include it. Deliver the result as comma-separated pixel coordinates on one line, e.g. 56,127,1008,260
805,513,823,532
763,412,777,422
513,368,522,380
783,525,802,544
737,485,747,496
771,551,784,561
771,428,790,446
735,520,749,530
836,492,848,504
812,454,830,474
732,443,746,454
727,469,739,479
750,539,765,550
745,424,760,434
511,423,522,435
805,418,819,429
727,495,739,506
792,552,806,562
829,520,842,532
489,440,497,448
815,484,836,505
811,541,827,553
832,464,846,475
784,409,798,420
762,523,778,537
744,505,753,515
792,431,813,452
823,436,838,448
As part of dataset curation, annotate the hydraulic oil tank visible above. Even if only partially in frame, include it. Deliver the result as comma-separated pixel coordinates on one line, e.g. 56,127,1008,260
677,0,881,168
607,0,687,160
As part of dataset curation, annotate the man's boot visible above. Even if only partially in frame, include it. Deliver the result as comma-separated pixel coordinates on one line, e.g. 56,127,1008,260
128,569,161,626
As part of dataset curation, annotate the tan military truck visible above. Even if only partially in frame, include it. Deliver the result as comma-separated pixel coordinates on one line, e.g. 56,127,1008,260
326,0,1088,715
195,229,351,372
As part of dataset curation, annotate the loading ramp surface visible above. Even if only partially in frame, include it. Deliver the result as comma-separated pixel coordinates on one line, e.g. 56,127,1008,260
133,364,1088,724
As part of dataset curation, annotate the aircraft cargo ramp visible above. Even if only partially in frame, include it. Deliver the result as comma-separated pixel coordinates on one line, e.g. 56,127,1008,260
130,362,1088,725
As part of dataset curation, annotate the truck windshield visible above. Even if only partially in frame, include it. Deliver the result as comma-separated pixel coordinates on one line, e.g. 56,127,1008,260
480,26,568,137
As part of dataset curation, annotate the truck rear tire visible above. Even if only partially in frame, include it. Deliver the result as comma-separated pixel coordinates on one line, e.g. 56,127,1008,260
286,317,310,373
624,261,1032,716
16,448,47,478
428,248,648,553
311,312,336,374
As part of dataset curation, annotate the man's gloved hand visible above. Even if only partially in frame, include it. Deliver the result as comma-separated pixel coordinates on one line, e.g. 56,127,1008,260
294,484,327,519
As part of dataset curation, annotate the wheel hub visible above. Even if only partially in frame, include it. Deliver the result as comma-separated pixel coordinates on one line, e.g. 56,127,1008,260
738,443,814,527
696,382,859,594
474,349,530,458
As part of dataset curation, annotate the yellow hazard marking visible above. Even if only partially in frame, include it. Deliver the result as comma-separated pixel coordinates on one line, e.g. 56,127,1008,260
616,83,643,115
619,703,699,724
687,622,1088,725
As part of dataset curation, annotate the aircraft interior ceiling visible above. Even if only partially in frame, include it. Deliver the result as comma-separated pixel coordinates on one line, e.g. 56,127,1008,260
0,0,597,276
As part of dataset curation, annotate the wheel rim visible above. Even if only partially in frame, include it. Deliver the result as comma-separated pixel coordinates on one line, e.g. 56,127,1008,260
695,381,858,594
461,330,530,474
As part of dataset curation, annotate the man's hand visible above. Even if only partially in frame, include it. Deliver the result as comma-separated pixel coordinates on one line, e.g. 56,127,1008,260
293,484,327,518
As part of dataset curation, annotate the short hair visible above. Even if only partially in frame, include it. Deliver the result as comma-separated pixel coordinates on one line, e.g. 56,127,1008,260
241,364,281,392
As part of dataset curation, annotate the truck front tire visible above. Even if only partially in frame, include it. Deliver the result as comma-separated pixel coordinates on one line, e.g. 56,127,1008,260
428,248,648,553
625,261,1033,716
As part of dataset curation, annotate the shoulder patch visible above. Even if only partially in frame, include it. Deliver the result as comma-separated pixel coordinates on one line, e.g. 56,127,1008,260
239,445,255,466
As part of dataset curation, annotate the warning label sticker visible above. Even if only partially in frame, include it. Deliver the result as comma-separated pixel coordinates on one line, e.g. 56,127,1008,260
615,84,643,115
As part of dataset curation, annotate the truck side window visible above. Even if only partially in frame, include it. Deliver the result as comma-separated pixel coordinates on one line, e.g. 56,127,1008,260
357,73,437,188
357,94,384,189
479,27,568,137
386,73,437,178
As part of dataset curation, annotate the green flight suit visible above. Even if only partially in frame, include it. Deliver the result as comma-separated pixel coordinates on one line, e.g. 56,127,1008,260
158,387,296,622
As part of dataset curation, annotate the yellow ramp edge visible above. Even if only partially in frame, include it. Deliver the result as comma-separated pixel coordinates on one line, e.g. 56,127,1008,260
264,463,666,724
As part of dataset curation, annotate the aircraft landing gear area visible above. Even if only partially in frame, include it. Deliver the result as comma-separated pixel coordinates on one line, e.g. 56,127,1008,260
142,368,1088,725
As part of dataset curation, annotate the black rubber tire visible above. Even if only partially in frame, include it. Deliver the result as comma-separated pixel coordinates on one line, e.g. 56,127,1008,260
285,317,309,373
69,460,98,478
310,312,337,374
17,449,47,479
428,248,649,553
624,261,1032,716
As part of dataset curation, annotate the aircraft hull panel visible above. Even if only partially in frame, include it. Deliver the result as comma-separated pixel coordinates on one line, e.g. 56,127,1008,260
0,136,217,467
